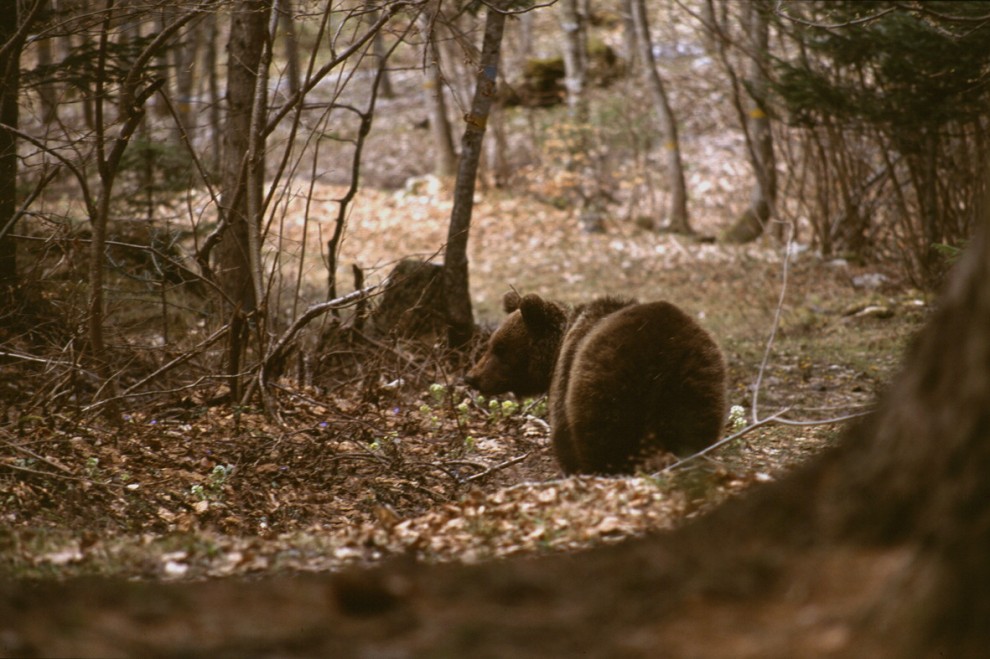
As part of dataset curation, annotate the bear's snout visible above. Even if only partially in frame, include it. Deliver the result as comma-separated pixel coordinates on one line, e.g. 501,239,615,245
463,355,493,392
463,355,506,396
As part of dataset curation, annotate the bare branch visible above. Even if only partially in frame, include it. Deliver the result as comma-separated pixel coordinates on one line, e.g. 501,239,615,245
660,409,791,474
0,0,45,63
463,453,532,483
264,0,421,136
0,125,96,219
0,437,75,474
751,221,794,423
773,1,897,31
240,285,379,407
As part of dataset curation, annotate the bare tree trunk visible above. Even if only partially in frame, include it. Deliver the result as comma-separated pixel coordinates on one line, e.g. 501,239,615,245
630,0,691,234
278,0,301,99
217,0,271,402
87,4,124,413
518,9,533,61
444,1,508,348
485,98,509,188
419,11,458,177
171,7,201,140
619,0,638,69
204,11,222,171
0,0,22,293
720,0,777,243
747,0,776,231
366,0,393,98
558,0,588,121
34,5,58,126
558,0,607,232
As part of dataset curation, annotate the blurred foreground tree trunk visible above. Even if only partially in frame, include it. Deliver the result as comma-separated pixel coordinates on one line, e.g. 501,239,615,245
813,210,990,653
217,0,272,401
444,1,508,348
630,0,690,234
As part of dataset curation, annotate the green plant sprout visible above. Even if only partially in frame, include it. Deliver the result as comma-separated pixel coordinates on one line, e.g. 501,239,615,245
728,405,747,432
190,464,234,502
428,383,448,404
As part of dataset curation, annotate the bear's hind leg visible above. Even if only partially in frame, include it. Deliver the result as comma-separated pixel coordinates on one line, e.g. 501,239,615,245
550,413,583,474
565,375,646,474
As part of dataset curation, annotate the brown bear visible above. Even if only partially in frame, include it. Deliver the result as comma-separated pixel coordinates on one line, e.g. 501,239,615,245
465,291,727,475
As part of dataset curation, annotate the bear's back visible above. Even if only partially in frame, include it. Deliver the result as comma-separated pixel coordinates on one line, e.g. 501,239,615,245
550,296,636,401
553,300,727,473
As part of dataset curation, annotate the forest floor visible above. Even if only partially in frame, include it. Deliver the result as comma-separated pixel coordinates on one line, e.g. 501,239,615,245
0,176,930,656
0,19,933,652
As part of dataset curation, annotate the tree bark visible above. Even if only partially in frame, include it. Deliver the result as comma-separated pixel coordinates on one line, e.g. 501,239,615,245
558,0,588,121
630,0,691,234
747,0,776,231
217,0,271,401
0,0,21,292
34,4,58,125
716,0,778,244
366,0,393,98
619,0,638,70
278,0,301,99
419,9,458,177
204,11,223,171
484,98,509,188
170,6,201,140
443,1,508,348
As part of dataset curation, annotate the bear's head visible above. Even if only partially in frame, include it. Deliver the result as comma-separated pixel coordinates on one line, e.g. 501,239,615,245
464,291,568,397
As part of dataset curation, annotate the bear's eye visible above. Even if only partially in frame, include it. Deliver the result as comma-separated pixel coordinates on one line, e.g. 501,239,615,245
492,342,508,359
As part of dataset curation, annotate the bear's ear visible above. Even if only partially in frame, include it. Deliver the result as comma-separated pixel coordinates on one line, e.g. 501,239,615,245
503,291,522,313
519,294,559,333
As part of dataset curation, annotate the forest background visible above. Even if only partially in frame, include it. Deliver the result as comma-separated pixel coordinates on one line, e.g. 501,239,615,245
1,1,989,655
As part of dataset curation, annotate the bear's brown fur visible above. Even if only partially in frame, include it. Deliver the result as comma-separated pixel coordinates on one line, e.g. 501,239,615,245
465,291,727,475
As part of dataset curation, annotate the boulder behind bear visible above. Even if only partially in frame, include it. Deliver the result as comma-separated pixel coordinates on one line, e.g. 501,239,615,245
465,292,727,475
